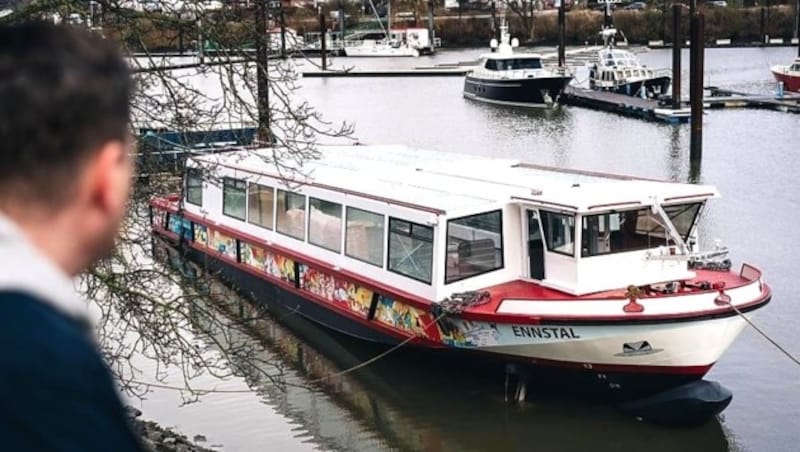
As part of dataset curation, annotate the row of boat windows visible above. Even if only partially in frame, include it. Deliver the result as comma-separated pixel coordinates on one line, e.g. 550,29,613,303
541,203,702,258
186,170,504,285
595,69,649,82
484,58,543,71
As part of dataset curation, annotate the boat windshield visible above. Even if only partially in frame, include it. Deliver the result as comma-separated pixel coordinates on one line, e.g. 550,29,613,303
603,51,638,68
485,58,542,71
580,202,703,257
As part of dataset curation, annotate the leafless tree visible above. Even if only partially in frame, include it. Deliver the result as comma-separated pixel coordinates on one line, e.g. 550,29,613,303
1,0,354,401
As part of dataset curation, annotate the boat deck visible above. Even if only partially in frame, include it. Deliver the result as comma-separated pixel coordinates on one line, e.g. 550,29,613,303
469,269,753,314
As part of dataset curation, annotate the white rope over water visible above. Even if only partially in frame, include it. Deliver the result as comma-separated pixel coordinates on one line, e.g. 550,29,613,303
125,311,447,394
719,299,800,367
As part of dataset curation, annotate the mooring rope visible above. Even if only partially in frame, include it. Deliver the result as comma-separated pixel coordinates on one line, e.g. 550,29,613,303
122,311,447,394
720,299,800,367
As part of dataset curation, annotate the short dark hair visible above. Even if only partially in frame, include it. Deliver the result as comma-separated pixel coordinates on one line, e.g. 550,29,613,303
0,23,133,205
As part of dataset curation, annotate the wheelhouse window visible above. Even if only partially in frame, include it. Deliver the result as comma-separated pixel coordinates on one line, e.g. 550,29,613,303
308,198,343,252
388,218,433,284
345,207,385,267
222,178,246,220
185,168,203,206
445,210,504,284
276,189,306,240
663,202,703,241
581,207,676,257
540,211,575,256
247,183,274,230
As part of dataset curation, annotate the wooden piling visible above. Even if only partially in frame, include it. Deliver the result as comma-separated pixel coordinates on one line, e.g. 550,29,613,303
672,4,682,110
689,6,705,164
255,0,270,142
558,1,566,67
319,7,327,71
428,0,435,51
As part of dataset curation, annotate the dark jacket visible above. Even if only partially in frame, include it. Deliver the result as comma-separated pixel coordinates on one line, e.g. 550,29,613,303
0,291,144,451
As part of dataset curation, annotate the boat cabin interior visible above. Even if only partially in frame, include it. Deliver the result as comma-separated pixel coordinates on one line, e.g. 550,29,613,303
176,146,719,303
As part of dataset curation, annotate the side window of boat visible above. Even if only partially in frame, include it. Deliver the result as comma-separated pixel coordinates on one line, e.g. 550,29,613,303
345,207,385,267
185,168,203,206
485,59,497,70
276,189,307,240
388,218,433,284
540,211,575,256
308,197,343,253
247,183,274,230
222,177,247,221
445,210,504,284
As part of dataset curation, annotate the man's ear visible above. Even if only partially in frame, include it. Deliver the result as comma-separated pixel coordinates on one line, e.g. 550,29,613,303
86,140,130,213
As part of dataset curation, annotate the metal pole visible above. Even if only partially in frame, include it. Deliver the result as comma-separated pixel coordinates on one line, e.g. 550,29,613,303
672,3,681,110
690,5,704,164
319,7,327,71
255,0,270,142
760,7,767,44
558,0,566,67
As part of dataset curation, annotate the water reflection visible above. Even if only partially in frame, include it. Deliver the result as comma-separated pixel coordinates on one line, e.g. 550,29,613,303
182,260,734,452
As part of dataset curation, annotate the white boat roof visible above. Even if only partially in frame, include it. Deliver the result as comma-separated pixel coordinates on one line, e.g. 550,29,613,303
192,145,719,216
480,52,543,60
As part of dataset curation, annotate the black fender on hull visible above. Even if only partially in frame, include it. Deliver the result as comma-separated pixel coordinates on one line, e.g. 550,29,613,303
618,379,733,426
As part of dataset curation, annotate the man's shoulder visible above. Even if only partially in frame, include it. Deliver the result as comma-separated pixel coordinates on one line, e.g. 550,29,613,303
0,291,97,373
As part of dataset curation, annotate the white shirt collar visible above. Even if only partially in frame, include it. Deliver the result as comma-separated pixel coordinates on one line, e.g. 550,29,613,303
0,213,88,319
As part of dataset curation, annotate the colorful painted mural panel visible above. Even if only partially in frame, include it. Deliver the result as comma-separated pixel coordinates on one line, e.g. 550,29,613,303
241,242,267,270
375,296,435,338
209,229,237,260
194,223,208,247
265,253,295,282
297,266,374,318
437,319,500,348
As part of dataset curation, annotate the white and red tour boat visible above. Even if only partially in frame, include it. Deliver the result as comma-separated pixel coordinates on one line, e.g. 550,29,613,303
150,145,770,407
771,57,800,93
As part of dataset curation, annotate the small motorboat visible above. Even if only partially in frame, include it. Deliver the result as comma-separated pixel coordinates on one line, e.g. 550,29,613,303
771,57,800,93
463,22,572,108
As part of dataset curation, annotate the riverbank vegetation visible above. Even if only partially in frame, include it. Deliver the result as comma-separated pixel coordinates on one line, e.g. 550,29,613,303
79,4,800,52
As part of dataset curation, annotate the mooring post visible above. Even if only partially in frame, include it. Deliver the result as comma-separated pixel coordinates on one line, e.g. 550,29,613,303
319,6,327,71
255,0,270,143
672,3,682,110
491,1,499,43
428,0,435,51
280,5,287,58
761,7,767,44
338,0,345,43
558,0,566,68
689,3,705,164
796,0,800,57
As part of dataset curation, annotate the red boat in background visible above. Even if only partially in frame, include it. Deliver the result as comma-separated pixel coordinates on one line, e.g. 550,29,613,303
772,58,800,92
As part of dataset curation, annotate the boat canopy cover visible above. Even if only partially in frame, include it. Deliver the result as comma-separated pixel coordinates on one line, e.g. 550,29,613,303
191,145,719,217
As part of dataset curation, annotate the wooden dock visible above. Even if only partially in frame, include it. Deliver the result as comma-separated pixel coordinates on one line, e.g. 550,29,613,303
559,87,691,124
301,67,470,77
704,87,800,114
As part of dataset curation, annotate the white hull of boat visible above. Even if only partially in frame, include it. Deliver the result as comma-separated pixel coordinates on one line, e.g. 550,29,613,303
343,45,420,57
443,314,750,369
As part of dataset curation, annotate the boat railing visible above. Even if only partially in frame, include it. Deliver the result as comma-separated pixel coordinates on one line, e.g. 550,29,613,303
740,263,763,282
653,68,672,78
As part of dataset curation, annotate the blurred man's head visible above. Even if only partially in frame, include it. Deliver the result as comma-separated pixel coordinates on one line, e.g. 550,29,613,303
0,23,133,275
